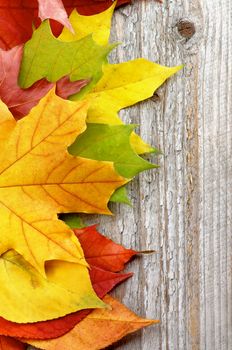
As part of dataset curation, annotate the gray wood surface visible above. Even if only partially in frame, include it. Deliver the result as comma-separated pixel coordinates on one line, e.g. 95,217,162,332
29,0,232,349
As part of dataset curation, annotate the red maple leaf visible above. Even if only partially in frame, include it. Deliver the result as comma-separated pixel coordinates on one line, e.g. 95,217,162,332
0,0,130,49
75,225,137,272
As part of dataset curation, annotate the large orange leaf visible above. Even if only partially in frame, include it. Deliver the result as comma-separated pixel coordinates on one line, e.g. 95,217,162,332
29,295,158,350
75,225,137,272
0,0,130,49
0,89,126,276
0,336,25,350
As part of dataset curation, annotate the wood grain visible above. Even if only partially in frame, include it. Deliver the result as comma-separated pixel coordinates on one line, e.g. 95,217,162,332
28,0,232,349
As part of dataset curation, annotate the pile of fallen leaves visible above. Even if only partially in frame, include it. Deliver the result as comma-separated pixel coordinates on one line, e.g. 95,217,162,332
0,0,180,349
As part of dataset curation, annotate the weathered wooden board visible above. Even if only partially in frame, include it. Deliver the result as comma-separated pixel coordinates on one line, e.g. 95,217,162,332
29,0,232,349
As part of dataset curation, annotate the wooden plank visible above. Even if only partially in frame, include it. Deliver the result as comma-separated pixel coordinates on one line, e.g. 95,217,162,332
106,1,203,349
198,1,232,349
28,0,232,349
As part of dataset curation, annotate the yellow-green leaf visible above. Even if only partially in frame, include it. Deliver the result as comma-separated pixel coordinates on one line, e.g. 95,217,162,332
19,21,114,96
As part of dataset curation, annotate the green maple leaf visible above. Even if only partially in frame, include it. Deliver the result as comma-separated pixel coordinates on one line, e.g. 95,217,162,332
60,214,86,229
110,186,132,205
19,21,114,95
69,124,157,178
69,123,158,204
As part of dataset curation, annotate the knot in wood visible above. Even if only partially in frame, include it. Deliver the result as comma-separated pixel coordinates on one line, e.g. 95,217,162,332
177,20,196,39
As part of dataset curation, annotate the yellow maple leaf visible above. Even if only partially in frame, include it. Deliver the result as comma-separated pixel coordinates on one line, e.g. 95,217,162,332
84,60,181,154
59,4,181,154
28,294,159,349
59,2,115,45
0,250,105,323
0,89,126,276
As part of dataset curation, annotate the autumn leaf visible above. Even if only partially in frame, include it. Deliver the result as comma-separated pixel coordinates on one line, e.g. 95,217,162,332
0,0,130,50
0,0,75,50
28,295,158,350
0,336,25,350
90,267,132,298
69,124,156,204
58,6,181,154
58,4,156,155
61,214,86,229
17,6,159,203
75,225,137,272
37,0,73,32
0,45,152,206
0,89,126,277
59,3,116,46
19,8,181,155
0,227,133,339
0,250,105,323
82,59,181,124
80,60,181,154
0,46,89,119
110,185,132,205
69,123,156,178
0,1,35,49
69,124,156,205
0,101,16,147
63,0,130,16
0,262,131,338
55,76,90,101
19,20,114,96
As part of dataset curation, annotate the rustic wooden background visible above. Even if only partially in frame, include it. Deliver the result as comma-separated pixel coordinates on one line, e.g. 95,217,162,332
30,0,232,349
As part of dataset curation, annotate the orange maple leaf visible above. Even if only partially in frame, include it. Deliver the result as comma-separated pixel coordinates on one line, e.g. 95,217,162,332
28,294,159,350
